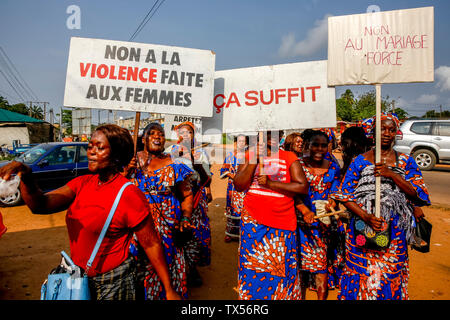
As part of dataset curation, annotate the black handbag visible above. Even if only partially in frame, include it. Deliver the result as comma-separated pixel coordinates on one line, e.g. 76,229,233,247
411,218,432,253
172,227,193,248
353,215,391,250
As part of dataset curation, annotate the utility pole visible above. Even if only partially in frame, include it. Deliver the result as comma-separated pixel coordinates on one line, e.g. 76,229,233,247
59,107,63,141
440,105,443,118
26,101,49,120
42,102,48,122
49,108,54,125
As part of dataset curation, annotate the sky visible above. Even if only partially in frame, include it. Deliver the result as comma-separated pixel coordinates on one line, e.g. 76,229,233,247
0,0,449,124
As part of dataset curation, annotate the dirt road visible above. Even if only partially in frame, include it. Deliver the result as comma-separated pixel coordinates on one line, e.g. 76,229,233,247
1,164,449,300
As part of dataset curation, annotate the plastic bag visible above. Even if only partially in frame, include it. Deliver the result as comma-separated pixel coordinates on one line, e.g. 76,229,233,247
0,175,20,199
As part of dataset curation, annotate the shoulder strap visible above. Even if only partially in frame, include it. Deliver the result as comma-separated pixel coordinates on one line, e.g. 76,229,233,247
85,181,134,272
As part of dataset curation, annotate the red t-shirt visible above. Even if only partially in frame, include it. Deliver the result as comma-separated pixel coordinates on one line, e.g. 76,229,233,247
244,149,299,231
66,174,150,276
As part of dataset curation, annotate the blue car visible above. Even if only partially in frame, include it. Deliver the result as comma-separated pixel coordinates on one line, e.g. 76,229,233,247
0,142,90,206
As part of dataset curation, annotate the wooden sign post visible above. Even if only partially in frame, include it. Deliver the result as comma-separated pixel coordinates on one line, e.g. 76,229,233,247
375,84,382,218
327,7,435,219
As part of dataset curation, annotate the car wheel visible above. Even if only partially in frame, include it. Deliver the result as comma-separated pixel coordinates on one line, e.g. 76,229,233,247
413,149,436,171
0,188,22,207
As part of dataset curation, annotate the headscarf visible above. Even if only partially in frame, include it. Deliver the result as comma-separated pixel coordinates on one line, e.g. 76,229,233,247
370,112,400,131
174,121,195,133
174,121,196,145
360,117,374,139
319,128,336,142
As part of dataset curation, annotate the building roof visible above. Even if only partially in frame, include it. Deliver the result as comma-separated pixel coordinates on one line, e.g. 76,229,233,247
0,108,44,123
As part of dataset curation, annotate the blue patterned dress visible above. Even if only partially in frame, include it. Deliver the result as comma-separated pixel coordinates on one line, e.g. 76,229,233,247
238,150,301,300
332,153,430,300
131,161,192,300
297,158,345,290
168,144,212,268
220,151,246,239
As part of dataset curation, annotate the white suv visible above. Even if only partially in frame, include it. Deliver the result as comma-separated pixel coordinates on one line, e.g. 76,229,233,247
394,119,450,171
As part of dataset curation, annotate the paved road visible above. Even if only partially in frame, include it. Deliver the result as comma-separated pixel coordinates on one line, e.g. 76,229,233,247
422,164,450,207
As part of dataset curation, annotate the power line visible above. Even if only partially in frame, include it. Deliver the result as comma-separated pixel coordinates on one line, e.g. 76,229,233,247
0,69,27,101
0,46,38,100
129,0,166,41
129,0,160,41
0,50,34,101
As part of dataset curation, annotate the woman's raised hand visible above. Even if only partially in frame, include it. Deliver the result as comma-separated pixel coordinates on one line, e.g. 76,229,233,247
0,161,31,181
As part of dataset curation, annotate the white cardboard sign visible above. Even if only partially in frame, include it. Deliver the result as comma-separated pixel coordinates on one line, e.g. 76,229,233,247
63,37,215,116
327,7,434,85
163,114,202,141
206,60,336,133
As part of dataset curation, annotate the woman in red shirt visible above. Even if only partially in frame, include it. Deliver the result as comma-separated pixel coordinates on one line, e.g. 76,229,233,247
233,130,309,300
0,124,179,300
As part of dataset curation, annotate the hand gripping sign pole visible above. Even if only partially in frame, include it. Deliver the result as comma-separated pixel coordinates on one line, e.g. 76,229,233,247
133,112,141,156
375,84,382,219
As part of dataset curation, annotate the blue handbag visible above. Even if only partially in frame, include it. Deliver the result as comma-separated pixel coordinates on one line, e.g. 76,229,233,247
40,182,133,300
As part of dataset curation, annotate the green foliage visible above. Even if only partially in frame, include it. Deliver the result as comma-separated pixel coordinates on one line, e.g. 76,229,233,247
335,90,407,122
0,95,44,119
422,107,450,119
62,109,73,135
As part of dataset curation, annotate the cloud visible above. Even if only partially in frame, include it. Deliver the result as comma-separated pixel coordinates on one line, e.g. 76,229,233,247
278,14,331,58
416,94,438,104
435,66,450,91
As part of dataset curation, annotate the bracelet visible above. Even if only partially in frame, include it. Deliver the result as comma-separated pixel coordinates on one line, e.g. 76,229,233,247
181,216,191,223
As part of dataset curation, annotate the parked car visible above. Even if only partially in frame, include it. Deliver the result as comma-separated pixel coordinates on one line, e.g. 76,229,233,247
0,142,90,206
394,119,450,171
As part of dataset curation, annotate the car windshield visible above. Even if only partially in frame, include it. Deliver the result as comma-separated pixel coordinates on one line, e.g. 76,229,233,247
16,144,53,164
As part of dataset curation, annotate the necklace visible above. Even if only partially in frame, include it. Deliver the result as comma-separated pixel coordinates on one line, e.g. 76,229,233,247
98,173,119,186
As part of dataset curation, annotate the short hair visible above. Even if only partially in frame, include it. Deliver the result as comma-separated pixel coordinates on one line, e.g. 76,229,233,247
95,124,134,170
143,122,164,137
283,132,301,152
300,129,315,143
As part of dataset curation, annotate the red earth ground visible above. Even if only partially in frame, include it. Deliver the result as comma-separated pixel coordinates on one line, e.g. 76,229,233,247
0,164,449,300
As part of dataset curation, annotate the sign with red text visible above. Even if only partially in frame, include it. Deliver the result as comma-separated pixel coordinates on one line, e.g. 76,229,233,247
63,37,215,116
327,7,434,85
206,60,336,133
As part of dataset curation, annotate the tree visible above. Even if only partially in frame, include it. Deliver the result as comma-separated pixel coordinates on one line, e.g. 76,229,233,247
0,96,30,116
335,90,400,122
61,109,73,135
29,105,44,119
393,107,409,120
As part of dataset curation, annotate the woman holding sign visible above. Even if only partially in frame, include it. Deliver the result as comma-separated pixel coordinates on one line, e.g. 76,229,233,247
168,121,212,287
234,131,309,300
220,134,248,242
294,130,344,300
332,114,430,300
124,122,193,300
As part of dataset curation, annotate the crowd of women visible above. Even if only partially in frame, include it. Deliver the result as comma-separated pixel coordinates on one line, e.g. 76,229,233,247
0,112,431,301
230,113,430,300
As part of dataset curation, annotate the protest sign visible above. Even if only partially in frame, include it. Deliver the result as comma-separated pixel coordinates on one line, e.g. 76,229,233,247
206,60,336,134
163,114,202,141
327,6,434,85
63,37,215,117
